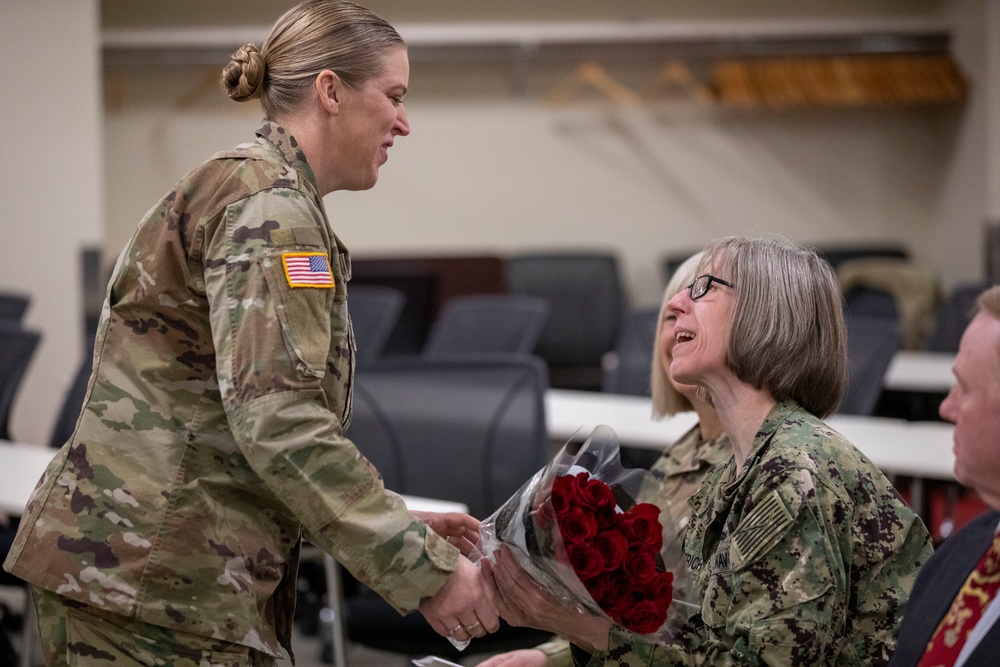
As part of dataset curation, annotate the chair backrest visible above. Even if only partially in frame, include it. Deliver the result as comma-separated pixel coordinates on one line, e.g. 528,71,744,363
0,323,41,441
814,244,909,270
843,285,899,320
926,282,985,353
421,294,550,359
348,285,406,362
347,356,549,519
0,292,30,326
840,314,902,415
505,252,625,367
601,305,660,396
49,336,96,449
661,250,700,287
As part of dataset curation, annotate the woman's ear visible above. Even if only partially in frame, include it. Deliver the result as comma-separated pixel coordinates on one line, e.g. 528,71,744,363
315,69,343,114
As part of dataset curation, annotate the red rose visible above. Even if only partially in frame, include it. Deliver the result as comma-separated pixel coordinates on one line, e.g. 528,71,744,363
624,544,659,584
551,475,572,515
647,570,674,607
566,543,605,580
620,503,664,551
601,573,634,616
594,505,618,530
558,506,598,544
630,502,661,523
582,572,611,603
619,599,668,635
542,470,676,630
534,495,558,530
576,475,616,511
593,529,628,571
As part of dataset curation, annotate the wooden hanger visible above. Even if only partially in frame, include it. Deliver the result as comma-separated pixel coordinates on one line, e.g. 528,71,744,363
544,61,642,107
642,60,716,105
105,70,129,113
175,68,221,110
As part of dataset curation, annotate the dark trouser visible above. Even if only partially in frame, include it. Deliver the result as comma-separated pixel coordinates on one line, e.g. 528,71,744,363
30,587,276,666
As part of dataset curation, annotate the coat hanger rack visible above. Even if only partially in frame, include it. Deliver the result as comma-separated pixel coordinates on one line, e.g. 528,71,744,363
174,68,221,110
544,62,642,107
641,61,716,105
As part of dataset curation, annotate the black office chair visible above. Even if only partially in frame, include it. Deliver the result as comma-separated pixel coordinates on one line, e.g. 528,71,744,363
661,250,701,287
601,305,660,396
325,356,553,661
0,293,30,326
349,270,436,356
421,294,550,360
347,285,406,363
843,285,899,320
840,314,903,415
926,282,985,353
812,243,909,270
2,330,85,667
49,337,96,449
506,252,626,391
0,324,41,442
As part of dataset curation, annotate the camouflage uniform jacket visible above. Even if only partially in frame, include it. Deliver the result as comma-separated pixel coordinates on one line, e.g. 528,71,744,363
648,425,733,537
585,400,933,667
542,424,732,667
3,121,458,658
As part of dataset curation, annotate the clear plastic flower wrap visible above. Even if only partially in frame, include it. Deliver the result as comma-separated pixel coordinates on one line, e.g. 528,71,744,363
474,425,696,640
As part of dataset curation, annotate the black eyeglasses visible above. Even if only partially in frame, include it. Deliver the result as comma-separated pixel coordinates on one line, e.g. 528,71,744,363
685,274,734,301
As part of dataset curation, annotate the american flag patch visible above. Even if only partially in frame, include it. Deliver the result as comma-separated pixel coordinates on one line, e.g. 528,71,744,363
281,252,335,288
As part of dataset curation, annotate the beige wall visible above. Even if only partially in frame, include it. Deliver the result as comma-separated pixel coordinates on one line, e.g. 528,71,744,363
101,0,946,27
105,102,963,308
0,0,104,445
2,0,997,442
102,0,988,309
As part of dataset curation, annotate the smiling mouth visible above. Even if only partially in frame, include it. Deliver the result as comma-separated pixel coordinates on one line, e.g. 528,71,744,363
676,332,695,343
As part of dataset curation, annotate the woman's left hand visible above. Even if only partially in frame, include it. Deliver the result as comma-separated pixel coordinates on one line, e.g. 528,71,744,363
411,510,480,556
484,546,611,653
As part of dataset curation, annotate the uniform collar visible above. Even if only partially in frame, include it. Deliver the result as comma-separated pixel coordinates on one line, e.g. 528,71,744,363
663,425,730,475
255,120,320,198
720,400,800,490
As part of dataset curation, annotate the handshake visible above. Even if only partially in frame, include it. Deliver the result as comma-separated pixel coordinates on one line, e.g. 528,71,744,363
414,510,500,644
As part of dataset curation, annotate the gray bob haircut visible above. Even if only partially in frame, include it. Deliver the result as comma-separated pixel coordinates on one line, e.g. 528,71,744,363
700,235,847,418
651,252,704,418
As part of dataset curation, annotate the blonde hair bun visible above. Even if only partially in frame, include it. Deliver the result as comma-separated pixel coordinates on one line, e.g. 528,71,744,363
221,43,266,102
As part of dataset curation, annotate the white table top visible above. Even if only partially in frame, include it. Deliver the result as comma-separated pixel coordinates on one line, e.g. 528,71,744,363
883,350,956,393
5,389,955,517
399,495,468,514
0,440,469,517
545,389,956,481
0,440,54,515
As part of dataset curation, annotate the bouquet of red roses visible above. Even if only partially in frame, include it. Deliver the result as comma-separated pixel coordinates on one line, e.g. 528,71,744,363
476,425,693,638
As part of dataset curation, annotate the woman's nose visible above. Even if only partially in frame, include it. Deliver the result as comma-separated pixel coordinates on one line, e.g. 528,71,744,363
395,106,410,136
666,290,688,315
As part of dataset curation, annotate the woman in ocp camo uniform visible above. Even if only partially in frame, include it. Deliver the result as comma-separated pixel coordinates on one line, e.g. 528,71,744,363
4,2,498,664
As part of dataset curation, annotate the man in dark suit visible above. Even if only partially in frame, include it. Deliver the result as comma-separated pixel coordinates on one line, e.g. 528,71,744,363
889,284,1000,667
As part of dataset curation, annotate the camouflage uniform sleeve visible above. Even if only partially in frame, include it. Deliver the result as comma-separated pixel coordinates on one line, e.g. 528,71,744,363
585,476,846,666
204,188,456,612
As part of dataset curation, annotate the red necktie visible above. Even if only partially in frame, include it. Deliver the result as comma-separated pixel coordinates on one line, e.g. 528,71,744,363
918,531,1000,667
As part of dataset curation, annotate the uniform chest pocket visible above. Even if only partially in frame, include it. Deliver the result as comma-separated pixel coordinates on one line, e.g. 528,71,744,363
700,492,837,635
260,249,336,379
330,311,356,427
698,538,739,631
